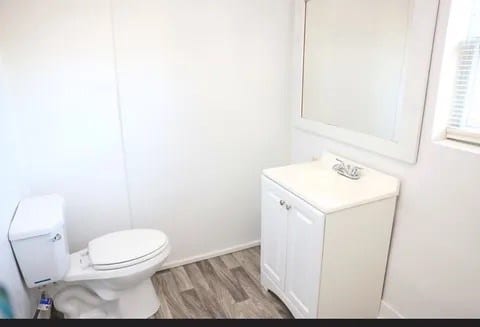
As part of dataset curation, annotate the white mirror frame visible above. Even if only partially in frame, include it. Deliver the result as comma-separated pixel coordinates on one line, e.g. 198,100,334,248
292,0,439,164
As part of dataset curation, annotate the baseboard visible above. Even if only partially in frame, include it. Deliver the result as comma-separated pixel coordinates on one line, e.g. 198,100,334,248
159,240,261,270
378,301,404,319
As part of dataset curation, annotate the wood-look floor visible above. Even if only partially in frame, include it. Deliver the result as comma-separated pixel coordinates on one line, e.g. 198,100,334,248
151,246,293,319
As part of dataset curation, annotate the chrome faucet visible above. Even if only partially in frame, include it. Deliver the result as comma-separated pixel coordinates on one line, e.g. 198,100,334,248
332,158,362,180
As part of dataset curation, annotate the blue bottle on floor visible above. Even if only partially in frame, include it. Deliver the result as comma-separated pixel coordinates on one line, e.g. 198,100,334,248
0,286,14,319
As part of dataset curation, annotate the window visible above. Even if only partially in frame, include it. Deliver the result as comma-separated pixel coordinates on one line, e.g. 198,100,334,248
446,0,480,145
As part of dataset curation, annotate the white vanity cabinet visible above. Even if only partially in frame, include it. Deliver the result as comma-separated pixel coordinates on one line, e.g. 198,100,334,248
261,177,325,318
260,153,400,318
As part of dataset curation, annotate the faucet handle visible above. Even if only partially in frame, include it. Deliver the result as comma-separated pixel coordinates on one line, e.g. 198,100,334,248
334,158,346,169
351,166,363,176
332,158,362,180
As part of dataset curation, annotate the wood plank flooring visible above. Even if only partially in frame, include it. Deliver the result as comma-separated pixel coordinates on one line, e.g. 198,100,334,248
151,246,293,319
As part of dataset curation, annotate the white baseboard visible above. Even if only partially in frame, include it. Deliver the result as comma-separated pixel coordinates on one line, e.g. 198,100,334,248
378,301,404,319
159,240,261,270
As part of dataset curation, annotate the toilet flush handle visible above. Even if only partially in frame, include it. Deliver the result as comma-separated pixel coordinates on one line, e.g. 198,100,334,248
51,233,62,242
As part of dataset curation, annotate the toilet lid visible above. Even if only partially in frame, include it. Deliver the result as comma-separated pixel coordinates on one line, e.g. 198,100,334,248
88,229,168,268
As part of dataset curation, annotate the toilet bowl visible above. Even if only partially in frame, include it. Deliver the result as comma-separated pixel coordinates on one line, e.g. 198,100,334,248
8,194,170,319
51,229,171,318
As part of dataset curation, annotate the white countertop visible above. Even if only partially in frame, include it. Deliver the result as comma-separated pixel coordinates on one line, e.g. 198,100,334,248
262,152,400,214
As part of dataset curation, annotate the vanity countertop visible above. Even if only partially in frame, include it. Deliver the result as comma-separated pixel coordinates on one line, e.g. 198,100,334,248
262,152,400,214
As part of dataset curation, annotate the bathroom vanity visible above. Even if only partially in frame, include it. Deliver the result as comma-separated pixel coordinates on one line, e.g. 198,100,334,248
260,152,400,318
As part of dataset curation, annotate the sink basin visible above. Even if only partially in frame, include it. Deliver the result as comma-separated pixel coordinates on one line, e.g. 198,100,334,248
262,152,400,214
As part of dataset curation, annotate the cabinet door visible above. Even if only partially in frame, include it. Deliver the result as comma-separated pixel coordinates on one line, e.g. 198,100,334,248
284,196,325,318
260,177,288,290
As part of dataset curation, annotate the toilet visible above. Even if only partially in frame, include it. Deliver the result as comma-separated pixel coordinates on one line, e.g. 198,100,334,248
8,194,171,319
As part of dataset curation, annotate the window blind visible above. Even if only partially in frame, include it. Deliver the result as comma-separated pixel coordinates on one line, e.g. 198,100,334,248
446,5,480,145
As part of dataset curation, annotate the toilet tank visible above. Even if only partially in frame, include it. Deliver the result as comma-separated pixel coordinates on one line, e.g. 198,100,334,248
9,194,70,288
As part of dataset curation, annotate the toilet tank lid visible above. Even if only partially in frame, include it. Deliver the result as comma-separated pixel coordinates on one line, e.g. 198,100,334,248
9,194,65,241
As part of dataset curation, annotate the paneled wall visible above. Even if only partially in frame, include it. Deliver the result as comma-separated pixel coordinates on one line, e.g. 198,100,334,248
0,56,32,318
0,0,292,264
112,0,292,262
0,0,139,251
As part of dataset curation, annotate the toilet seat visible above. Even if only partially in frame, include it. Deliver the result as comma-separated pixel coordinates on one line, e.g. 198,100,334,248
88,229,168,270
64,229,170,282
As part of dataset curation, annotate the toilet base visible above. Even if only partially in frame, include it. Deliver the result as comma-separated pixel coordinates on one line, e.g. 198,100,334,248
52,278,160,319
117,278,160,318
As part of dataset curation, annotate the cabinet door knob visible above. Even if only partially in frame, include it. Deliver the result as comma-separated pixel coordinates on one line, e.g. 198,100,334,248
279,200,285,206
285,204,292,210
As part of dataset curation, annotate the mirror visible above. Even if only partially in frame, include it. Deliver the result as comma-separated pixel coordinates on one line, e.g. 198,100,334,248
294,0,438,163
302,0,411,141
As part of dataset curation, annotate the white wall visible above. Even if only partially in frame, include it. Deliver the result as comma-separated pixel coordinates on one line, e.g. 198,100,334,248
0,0,292,264
112,0,292,264
0,0,132,251
0,57,32,318
292,1,480,318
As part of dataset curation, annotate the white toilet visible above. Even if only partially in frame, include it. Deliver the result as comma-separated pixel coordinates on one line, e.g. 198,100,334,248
8,194,171,319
